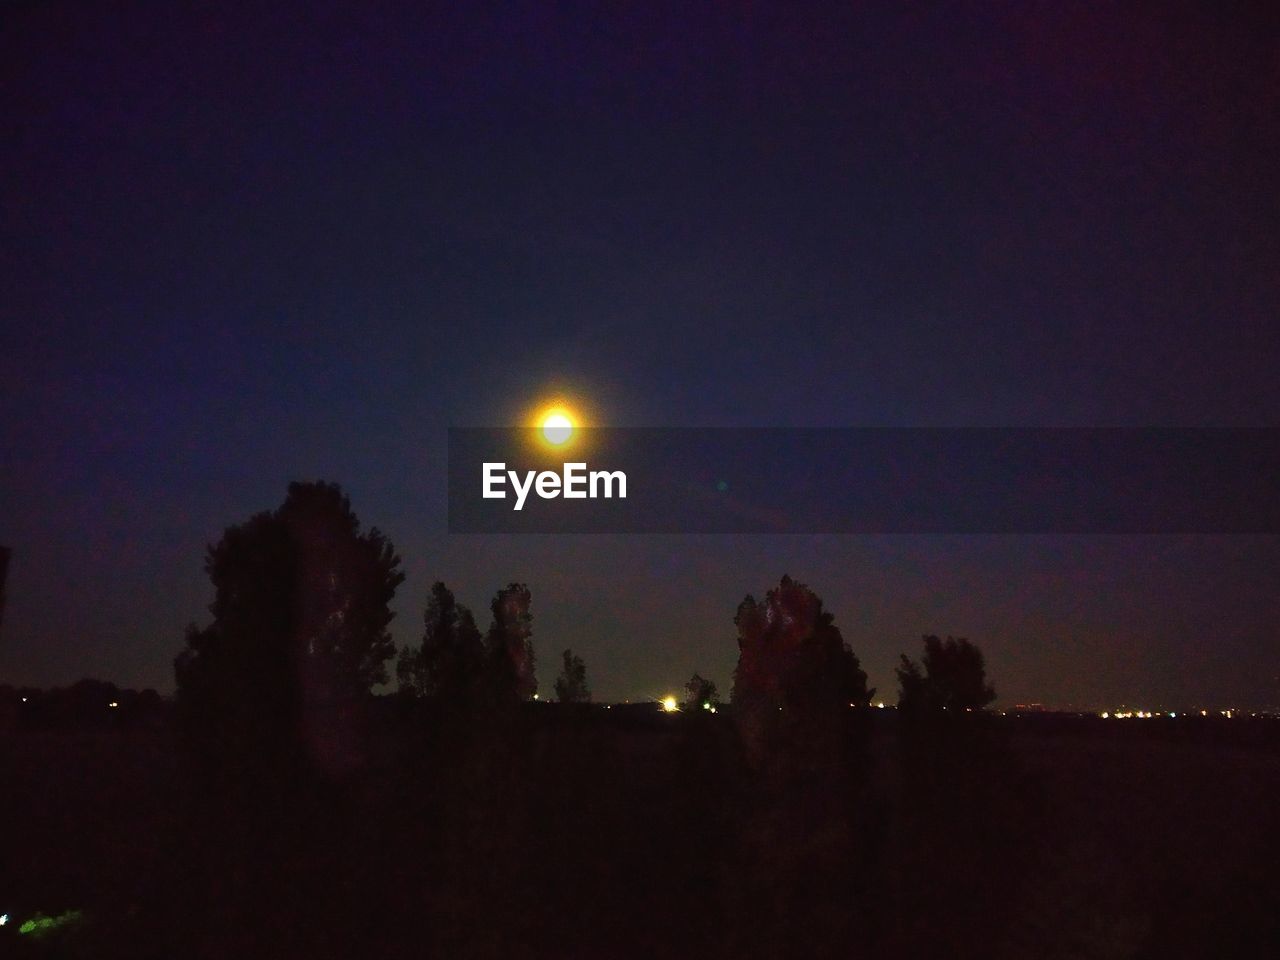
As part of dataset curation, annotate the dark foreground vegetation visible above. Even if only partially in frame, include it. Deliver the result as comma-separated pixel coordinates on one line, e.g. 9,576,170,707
3,482,1277,958
3,704,1278,959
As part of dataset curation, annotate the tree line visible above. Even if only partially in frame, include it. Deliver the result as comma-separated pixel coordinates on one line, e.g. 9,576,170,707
5,480,1023,958
174,481,996,725
9,481,1258,959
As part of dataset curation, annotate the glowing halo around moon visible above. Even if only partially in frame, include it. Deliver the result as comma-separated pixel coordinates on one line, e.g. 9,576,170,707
521,391,595,453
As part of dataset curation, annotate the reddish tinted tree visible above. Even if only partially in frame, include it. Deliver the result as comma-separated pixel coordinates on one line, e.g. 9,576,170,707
484,582,537,703
731,575,872,767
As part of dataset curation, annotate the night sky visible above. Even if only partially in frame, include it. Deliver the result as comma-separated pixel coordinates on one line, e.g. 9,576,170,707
3,2,1278,709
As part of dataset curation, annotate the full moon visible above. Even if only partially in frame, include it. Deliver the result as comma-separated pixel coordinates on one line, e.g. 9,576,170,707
541,412,574,445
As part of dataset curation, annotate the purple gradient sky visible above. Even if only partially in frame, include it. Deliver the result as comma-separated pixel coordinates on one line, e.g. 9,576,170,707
2,2,1278,708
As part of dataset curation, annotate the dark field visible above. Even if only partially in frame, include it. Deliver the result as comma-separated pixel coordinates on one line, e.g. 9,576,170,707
3,707,1278,959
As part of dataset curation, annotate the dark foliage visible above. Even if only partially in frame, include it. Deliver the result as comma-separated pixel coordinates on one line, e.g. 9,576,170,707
731,575,873,772
484,582,537,704
159,483,404,956
897,634,997,715
8,535,1277,959
0,680,164,732
173,483,404,786
553,648,590,703
396,581,485,704
10,699,1280,960
684,672,719,710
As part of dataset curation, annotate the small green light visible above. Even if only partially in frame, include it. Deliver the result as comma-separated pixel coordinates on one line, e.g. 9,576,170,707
17,909,83,939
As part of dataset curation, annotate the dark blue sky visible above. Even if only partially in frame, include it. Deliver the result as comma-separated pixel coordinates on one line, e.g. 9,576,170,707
3,1,1278,708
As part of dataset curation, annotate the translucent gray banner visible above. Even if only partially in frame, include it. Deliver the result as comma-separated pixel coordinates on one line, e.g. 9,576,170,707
448,428,1280,533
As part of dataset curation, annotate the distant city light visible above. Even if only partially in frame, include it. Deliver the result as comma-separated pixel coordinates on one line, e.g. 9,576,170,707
701,702,711,710
1101,711,1109,719
0,913,8,926
108,701,119,709
661,696,678,713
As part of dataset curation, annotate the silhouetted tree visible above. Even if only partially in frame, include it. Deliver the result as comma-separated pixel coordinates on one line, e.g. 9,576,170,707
174,481,404,767
174,510,299,766
166,483,404,956
889,636,1028,956
725,577,877,952
277,482,403,702
731,575,873,770
553,648,590,703
896,634,996,714
397,581,484,703
732,575,872,715
684,673,719,710
484,582,537,703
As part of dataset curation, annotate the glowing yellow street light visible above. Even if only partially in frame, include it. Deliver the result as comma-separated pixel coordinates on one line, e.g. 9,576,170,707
661,695,678,713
